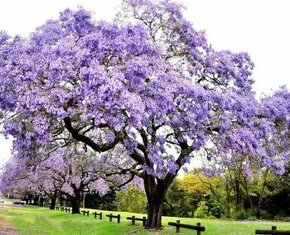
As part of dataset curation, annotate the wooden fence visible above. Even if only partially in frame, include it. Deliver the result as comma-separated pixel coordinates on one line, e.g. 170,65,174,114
64,208,71,213
81,210,89,216
106,213,121,223
92,211,102,220
50,207,290,234
126,216,147,227
255,226,290,235
168,220,205,234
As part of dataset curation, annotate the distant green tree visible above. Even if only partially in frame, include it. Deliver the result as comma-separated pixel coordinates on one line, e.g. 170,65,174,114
85,189,117,211
164,172,223,217
163,179,190,217
116,186,146,213
261,164,290,217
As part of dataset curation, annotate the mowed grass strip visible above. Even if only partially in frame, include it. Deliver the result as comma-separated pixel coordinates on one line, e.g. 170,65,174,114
2,206,290,235
0,206,135,235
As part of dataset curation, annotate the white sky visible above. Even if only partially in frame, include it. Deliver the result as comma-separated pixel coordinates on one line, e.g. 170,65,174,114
0,0,290,165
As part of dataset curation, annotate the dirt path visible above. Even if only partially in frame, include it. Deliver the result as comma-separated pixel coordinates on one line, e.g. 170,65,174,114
0,218,18,235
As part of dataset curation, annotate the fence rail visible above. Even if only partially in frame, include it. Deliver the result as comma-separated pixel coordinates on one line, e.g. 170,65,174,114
255,226,290,235
126,216,147,226
92,211,102,220
64,208,71,213
106,213,121,223
81,210,89,216
168,220,205,234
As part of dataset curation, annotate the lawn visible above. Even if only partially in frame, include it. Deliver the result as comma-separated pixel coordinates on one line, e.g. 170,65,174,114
1,205,290,235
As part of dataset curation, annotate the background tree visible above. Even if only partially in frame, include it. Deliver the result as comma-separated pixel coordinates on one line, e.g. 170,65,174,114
164,171,224,218
85,189,117,210
33,170,62,209
164,172,213,217
0,157,41,204
36,142,132,214
116,186,147,213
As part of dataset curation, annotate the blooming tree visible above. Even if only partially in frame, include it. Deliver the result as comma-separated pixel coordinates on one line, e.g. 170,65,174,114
0,0,289,228
34,170,62,209
198,87,290,217
0,157,40,203
38,145,105,213
201,87,290,177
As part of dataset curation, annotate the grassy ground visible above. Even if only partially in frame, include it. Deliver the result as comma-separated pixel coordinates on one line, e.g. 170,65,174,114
1,205,290,234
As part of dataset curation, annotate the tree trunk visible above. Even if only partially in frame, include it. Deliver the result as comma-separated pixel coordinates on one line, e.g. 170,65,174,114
33,196,39,205
39,196,44,207
144,173,172,229
50,197,56,210
234,179,242,210
59,196,63,207
256,169,269,218
242,177,254,211
146,198,164,229
225,181,231,216
71,191,81,214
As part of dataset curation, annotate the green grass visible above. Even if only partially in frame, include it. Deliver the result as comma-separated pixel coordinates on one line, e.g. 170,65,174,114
1,206,290,234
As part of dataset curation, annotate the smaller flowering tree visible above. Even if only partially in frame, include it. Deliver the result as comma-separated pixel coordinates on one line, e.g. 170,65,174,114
36,142,135,213
199,87,290,216
260,88,290,173
34,169,63,209
202,87,290,177
0,157,40,203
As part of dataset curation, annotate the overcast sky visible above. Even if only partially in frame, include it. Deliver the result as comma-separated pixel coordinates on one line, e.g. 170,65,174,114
1,0,290,166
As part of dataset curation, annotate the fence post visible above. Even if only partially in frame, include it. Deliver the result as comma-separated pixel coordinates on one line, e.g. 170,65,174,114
197,223,201,235
117,214,120,223
143,217,146,227
176,220,180,233
132,216,135,225
100,212,102,220
110,213,112,222
271,226,277,235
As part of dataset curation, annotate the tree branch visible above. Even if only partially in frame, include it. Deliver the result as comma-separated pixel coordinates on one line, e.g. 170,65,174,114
63,117,123,152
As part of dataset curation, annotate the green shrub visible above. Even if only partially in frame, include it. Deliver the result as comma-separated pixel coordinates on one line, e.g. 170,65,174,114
232,209,252,220
279,217,290,222
194,201,208,218
259,210,273,219
207,198,224,218
247,216,257,221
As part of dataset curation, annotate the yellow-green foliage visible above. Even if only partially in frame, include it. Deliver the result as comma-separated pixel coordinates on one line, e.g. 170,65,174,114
116,186,147,213
165,171,224,217
178,172,213,197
